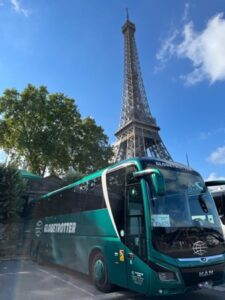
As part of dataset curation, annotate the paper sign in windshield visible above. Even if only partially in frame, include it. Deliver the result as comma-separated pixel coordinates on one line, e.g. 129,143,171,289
152,214,170,227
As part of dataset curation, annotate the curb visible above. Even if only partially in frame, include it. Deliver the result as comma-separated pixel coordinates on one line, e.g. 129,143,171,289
0,256,30,261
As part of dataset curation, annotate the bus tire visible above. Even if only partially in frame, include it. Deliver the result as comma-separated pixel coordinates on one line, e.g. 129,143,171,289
91,252,113,293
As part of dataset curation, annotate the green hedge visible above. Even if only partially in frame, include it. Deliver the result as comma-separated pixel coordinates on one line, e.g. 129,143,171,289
0,164,26,222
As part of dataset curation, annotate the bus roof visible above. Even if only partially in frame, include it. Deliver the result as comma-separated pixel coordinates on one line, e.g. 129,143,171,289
140,157,196,173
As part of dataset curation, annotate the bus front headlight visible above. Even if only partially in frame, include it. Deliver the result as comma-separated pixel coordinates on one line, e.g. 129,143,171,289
149,260,180,283
158,271,179,282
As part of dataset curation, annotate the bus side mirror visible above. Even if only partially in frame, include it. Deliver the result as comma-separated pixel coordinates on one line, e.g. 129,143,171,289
133,169,165,196
151,172,165,196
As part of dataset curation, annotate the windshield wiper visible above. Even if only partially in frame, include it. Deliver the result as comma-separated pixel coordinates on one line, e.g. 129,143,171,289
203,228,225,242
207,232,224,243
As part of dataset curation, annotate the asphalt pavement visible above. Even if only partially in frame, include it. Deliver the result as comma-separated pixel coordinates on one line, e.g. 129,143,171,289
0,259,225,300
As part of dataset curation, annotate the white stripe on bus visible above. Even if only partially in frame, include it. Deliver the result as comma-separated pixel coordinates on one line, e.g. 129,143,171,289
101,161,139,239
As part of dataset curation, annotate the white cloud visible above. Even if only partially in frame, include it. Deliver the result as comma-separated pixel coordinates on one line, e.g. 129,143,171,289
208,146,225,164
155,29,178,72
182,2,190,22
156,12,225,85
205,172,225,181
10,0,30,17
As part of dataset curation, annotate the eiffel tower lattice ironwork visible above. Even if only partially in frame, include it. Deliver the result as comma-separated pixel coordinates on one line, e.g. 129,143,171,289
113,14,172,162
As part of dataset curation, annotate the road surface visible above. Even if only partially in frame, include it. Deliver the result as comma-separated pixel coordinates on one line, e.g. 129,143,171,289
0,259,225,300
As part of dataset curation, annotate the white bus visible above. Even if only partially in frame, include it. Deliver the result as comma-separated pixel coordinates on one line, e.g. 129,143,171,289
205,181,225,238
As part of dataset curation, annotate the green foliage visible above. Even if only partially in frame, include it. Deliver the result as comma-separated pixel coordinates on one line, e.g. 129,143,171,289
0,164,26,222
0,84,113,175
72,117,113,174
62,169,83,184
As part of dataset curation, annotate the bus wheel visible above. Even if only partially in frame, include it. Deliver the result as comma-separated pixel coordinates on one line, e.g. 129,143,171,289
91,252,113,293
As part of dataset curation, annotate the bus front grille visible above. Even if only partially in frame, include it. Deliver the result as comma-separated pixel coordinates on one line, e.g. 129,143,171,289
180,262,225,287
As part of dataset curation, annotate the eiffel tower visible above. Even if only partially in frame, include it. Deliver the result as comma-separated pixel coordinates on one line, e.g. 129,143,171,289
113,13,172,162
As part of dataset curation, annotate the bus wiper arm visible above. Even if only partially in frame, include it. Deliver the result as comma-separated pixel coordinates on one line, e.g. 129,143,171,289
206,230,224,242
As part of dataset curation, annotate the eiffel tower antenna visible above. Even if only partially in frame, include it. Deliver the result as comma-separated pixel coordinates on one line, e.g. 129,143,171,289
113,14,172,162
126,8,129,21
186,152,190,167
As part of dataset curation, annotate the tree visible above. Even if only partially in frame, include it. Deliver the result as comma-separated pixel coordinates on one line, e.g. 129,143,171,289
72,117,113,174
0,164,26,222
62,168,83,184
0,84,113,175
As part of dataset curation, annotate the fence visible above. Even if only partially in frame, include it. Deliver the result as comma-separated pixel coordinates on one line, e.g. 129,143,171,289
0,222,31,258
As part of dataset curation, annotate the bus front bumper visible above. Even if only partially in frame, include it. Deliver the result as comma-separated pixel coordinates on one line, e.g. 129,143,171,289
147,259,225,296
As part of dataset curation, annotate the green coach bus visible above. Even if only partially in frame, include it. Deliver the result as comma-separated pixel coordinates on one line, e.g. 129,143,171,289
28,157,225,296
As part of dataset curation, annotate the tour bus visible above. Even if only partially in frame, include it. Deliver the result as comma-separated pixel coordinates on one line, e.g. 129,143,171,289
28,158,225,296
205,182,225,238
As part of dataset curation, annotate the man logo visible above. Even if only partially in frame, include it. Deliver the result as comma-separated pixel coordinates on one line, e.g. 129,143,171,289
199,270,214,278
35,220,43,237
192,241,208,256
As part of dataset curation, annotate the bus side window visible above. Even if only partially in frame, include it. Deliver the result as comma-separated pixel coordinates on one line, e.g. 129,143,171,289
84,178,105,211
106,168,126,234
214,196,222,215
214,195,225,225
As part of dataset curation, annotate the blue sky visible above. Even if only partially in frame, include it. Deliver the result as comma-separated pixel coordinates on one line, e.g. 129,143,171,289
0,0,225,180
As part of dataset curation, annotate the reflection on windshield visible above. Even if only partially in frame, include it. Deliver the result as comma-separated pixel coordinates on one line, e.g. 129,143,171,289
149,168,221,229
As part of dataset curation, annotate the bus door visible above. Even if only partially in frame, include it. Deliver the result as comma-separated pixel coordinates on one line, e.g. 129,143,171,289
124,181,149,293
106,166,148,292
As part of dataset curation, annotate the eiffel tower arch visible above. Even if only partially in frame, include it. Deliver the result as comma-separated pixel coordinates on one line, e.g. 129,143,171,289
113,14,172,162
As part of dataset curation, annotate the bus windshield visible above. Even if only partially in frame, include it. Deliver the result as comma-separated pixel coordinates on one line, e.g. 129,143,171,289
145,163,224,258
150,169,221,228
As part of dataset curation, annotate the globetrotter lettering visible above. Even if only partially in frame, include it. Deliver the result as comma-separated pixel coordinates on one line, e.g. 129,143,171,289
44,222,77,234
